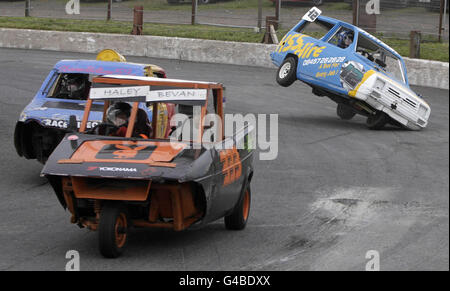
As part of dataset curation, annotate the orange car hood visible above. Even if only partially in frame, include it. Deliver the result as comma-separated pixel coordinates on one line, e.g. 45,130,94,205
68,140,187,165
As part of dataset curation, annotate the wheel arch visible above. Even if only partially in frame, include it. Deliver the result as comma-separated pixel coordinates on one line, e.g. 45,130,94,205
284,53,299,64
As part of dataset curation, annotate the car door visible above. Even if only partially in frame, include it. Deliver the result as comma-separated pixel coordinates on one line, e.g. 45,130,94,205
301,25,357,94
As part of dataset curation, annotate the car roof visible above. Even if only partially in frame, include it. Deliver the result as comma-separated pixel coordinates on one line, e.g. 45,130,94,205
98,74,223,86
54,60,150,76
317,15,403,60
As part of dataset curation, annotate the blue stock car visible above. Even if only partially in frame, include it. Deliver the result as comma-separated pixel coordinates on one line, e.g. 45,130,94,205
14,50,173,163
271,7,431,130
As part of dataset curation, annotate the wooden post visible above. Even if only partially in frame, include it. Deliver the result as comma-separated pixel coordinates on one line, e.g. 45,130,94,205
353,0,360,26
262,16,278,44
275,0,281,30
438,0,445,42
409,31,421,59
192,0,197,25
257,0,263,31
358,0,377,33
25,0,31,17
132,6,143,35
107,0,112,21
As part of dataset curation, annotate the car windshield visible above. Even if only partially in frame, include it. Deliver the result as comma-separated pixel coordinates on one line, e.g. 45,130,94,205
47,73,92,100
355,32,406,84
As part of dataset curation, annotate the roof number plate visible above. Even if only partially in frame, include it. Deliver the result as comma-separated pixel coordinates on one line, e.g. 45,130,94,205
302,7,322,22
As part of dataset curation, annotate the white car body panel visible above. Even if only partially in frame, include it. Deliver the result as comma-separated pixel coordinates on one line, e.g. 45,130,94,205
352,71,431,130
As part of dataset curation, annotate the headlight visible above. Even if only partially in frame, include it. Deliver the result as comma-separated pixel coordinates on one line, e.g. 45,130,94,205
374,78,386,91
418,105,428,118
371,90,381,98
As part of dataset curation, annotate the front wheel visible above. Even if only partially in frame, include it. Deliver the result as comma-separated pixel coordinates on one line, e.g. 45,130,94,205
225,185,251,230
367,111,389,130
98,203,129,258
337,103,356,120
276,57,297,87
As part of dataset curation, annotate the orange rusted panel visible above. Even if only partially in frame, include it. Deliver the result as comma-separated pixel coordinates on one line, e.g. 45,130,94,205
69,140,185,164
71,177,151,201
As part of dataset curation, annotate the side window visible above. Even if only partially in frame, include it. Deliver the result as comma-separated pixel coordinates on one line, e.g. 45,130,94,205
328,27,355,49
356,34,406,83
47,73,91,100
356,34,380,61
295,19,335,40
385,55,405,84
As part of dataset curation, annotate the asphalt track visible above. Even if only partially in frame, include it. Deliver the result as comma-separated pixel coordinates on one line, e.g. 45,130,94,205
0,48,448,271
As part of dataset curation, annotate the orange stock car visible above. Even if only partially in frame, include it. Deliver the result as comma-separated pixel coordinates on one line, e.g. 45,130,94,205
41,75,255,258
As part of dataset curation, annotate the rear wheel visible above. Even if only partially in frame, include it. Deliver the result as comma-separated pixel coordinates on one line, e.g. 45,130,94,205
367,111,389,130
276,57,297,87
225,185,251,230
98,203,129,258
337,103,356,120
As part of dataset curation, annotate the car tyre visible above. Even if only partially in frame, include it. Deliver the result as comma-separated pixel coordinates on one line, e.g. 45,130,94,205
98,202,129,258
225,185,251,230
276,57,297,87
337,103,356,120
367,111,389,130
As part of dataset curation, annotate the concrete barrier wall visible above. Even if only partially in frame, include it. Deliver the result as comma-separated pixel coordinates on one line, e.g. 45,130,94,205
0,28,448,90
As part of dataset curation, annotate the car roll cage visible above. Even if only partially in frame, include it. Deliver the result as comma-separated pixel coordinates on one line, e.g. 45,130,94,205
79,76,226,143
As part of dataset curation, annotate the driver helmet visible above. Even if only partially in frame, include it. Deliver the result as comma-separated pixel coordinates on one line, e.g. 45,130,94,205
106,102,132,127
338,30,354,49
66,74,86,98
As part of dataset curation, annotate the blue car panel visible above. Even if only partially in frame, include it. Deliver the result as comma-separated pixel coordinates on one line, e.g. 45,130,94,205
14,59,167,162
271,12,430,130
271,15,409,94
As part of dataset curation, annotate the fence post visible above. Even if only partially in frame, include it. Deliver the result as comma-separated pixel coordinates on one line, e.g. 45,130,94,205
352,0,360,26
410,31,421,59
132,6,143,35
262,16,278,44
107,0,112,21
192,0,197,25
257,0,263,31
275,0,281,30
438,0,445,42
25,0,31,17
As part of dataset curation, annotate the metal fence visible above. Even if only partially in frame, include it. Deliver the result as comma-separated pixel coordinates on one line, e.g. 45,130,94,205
0,0,448,56
0,1,447,36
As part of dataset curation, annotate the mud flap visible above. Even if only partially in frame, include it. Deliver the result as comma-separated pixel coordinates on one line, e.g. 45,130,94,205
46,175,67,209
